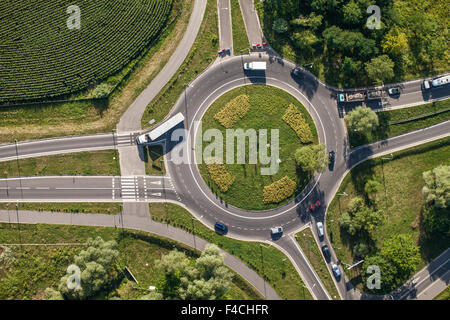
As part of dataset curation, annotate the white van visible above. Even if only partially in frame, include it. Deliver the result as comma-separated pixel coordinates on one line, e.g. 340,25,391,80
243,61,266,71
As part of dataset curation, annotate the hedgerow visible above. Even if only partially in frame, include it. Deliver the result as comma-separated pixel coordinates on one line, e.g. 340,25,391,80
205,159,235,192
282,104,313,143
263,176,297,204
213,94,250,128
0,0,172,102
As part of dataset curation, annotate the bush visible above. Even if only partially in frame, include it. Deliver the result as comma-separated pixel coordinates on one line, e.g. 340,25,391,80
282,104,313,143
92,83,113,99
263,176,297,203
213,94,250,128
205,160,235,192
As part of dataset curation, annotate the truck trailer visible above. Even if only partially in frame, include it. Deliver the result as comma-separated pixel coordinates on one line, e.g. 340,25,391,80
337,92,366,103
136,112,185,144
243,61,266,71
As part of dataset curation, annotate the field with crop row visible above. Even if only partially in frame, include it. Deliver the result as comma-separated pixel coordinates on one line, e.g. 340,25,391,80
0,0,172,102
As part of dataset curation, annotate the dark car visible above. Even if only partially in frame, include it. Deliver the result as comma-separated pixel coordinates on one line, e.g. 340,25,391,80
309,201,321,212
321,245,331,262
214,222,228,235
291,68,303,80
328,151,335,170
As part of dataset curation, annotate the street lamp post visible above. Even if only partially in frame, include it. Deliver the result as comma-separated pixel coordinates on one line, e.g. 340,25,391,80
381,154,393,209
300,283,307,300
337,192,348,214
259,243,271,298
239,49,250,91
14,139,23,200
15,203,22,248
183,82,191,125
191,217,197,250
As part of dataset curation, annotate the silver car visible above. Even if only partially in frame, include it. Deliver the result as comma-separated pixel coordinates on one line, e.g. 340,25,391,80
316,222,324,237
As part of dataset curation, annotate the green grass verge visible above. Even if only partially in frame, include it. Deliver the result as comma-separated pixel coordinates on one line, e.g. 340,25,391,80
150,202,314,300
230,0,250,53
0,0,194,144
348,99,450,148
326,136,450,292
198,85,318,210
295,228,340,300
141,0,218,128
144,145,166,175
0,203,121,215
0,223,262,300
433,286,450,300
0,150,120,177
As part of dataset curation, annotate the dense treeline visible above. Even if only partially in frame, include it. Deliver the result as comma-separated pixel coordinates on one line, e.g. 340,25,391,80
256,0,449,87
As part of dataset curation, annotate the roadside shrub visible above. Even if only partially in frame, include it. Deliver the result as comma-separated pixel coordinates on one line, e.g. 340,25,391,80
282,104,313,143
205,159,235,192
213,94,250,128
263,176,297,203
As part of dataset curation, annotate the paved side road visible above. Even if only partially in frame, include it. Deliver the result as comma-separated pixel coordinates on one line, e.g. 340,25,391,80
0,210,281,300
238,0,263,46
117,0,207,132
217,0,233,54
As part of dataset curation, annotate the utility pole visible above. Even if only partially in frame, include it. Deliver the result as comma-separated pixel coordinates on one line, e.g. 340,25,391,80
112,129,119,174
183,83,191,125
300,283,307,300
4,171,9,200
15,203,22,248
259,243,271,299
14,139,23,200
239,48,250,93
191,217,197,250
381,154,393,210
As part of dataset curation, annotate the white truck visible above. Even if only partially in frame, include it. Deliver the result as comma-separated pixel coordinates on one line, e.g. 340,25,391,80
423,75,450,89
243,61,266,71
136,112,185,144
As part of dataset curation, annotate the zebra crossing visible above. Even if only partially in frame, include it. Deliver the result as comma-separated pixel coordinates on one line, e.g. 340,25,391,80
115,175,177,202
114,133,139,147
120,176,138,201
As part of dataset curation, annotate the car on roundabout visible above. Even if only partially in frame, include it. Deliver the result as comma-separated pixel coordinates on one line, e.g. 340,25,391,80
291,68,303,80
214,222,228,235
309,201,321,212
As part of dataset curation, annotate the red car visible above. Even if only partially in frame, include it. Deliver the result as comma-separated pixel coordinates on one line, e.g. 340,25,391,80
309,201,321,212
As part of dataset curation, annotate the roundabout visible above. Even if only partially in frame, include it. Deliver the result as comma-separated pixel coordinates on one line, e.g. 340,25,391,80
164,53,346,233
196,85,319,211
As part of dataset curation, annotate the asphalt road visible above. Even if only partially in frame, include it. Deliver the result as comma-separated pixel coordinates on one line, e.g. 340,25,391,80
218,0,233,53
0,132,136,162
0,175,179,203
239,0,263,46
2,53,447,299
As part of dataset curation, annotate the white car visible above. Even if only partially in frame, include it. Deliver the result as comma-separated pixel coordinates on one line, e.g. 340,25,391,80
270,226,283,236
316,222,324,237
